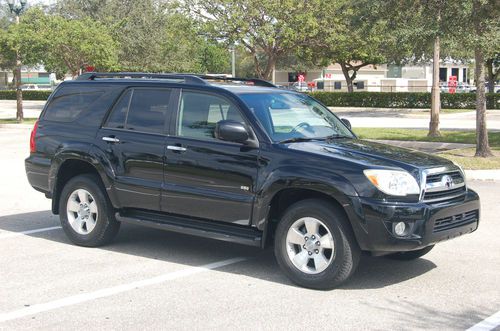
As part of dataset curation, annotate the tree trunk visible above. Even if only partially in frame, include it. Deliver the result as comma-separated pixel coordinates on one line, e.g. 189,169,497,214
429,36,441,137
340,63,354,93
474,47,493,157
15,15,23,123
262,55,276,82
15,66,23,122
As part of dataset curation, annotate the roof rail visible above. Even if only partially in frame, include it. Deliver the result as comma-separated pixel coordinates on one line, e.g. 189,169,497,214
75,72,276,88
75,72,208,85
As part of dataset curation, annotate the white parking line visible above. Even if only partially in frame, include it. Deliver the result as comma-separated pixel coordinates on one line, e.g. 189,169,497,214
467,310,500,331
0,226,62,239
0,257,247,323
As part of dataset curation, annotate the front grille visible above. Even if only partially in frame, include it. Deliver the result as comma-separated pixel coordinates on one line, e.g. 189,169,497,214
426,171,463,184
423,170,466,203
423,186,467,202
433,210,479,233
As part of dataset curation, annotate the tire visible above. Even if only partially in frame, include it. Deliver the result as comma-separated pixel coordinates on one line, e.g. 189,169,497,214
274,199,360,290
59,174,120,247
386,245,434,260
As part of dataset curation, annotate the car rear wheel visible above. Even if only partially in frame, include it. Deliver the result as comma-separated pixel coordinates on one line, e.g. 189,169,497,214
274,199,360,290
386,245,434,260
59,174,120,247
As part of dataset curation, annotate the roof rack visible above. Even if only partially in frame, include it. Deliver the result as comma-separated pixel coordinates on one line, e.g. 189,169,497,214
75,72,276,88
75,72,208,85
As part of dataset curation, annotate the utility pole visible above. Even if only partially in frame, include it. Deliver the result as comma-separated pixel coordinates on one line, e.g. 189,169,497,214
230,47,236,77
7,0,27,123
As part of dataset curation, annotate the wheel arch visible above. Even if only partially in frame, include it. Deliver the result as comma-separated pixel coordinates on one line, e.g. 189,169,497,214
259,186,357,249
50,156,116,214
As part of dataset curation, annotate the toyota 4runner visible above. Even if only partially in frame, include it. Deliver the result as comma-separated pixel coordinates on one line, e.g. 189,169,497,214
25,73,480,289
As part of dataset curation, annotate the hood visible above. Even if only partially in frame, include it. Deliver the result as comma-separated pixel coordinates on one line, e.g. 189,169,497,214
285,138,454,170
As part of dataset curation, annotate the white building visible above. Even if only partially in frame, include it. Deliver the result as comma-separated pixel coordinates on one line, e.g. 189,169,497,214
274,61,470,92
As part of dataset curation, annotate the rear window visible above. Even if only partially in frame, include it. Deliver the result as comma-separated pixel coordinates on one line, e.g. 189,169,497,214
44,87,104,122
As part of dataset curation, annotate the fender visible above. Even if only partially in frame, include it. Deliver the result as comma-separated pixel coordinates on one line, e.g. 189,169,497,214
49,142,121,213
251,165,359,232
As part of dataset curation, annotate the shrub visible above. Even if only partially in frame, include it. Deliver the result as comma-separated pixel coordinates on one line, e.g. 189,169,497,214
308,91,499,109
0,90,52,101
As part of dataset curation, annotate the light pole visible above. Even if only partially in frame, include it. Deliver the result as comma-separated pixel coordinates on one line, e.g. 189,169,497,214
229,46,236,77
7,0,27,122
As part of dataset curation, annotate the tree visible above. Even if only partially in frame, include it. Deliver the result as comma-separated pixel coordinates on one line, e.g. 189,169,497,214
187,0,327,81
376,1,470,137
16,8,118,78
55,0,230,74
306,0,393,93
469,0,498,157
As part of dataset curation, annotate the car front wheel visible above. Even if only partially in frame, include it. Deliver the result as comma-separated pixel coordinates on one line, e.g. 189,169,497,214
274,199,360,290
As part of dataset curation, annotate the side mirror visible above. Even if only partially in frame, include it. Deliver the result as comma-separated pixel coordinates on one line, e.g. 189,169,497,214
341,118,352,129
215,120,249,143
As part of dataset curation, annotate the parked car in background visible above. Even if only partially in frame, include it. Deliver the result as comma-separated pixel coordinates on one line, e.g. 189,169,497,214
290,81,309,92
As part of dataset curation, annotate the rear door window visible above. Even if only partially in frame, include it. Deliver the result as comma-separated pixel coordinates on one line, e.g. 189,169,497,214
104,88,171,134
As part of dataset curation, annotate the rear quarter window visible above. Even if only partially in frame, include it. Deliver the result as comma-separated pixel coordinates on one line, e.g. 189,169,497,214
43,86,105,122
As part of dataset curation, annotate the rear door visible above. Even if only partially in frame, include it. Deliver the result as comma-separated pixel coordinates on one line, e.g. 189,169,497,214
98,87,173,211
162,89,259,225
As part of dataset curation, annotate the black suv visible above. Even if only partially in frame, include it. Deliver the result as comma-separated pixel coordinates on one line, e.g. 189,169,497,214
26,73,480,289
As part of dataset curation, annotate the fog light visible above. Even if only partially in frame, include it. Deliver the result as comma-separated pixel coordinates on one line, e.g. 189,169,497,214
394,222,407,236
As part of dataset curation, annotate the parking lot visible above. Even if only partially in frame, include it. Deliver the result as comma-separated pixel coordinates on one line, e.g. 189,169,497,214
1,127,499,330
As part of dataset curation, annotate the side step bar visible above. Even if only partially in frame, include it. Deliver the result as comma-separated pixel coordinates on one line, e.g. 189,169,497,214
115,210,263,247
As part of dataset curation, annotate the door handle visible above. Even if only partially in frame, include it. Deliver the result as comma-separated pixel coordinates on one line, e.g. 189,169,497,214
102,136,120,143
167,145,187,152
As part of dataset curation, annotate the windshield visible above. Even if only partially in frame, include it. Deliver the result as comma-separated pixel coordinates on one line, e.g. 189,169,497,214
239,92,354,142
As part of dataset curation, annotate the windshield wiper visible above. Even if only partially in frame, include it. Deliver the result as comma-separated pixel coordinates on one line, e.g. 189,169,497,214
278,137,320,144
323,134,352,141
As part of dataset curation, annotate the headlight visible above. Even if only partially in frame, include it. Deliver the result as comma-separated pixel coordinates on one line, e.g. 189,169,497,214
363,169,420,196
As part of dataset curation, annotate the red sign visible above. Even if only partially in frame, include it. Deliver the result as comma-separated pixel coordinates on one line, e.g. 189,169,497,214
448,75,457,94
297,74,305,82
325,73,332,79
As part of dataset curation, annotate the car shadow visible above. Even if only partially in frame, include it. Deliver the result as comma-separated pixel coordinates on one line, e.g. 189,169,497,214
0,210,436,290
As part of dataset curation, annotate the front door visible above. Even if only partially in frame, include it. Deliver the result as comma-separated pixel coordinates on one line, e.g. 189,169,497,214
162,90,259,225
98,87,172,211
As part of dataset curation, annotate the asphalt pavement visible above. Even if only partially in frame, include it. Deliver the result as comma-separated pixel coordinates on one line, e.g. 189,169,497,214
0,128,499,330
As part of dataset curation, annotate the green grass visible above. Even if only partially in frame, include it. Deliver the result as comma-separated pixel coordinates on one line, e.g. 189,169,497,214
353,128,500,148
437,148,500,170
0,118,38,125
354,128,500,169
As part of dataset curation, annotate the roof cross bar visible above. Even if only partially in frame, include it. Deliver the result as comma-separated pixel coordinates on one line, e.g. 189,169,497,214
197,75,276,87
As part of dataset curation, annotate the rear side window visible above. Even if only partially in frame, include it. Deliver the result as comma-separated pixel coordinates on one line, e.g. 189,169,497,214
44,89,104,122
105,88,171,134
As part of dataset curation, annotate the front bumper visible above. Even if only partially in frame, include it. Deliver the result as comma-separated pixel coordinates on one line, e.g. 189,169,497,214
346,189,480,253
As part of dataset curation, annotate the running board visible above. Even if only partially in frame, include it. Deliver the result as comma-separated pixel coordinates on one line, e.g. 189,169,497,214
115,210,262,247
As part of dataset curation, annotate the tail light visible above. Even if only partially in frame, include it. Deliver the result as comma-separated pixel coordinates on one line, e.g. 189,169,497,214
29,120,39,153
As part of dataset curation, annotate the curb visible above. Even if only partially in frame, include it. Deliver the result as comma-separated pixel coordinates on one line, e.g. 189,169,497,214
465,170,500,181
